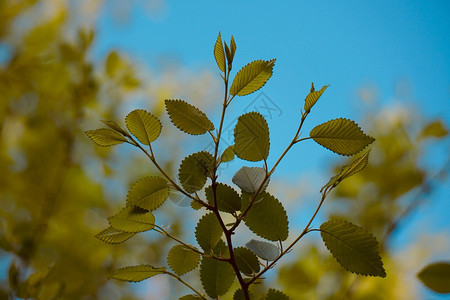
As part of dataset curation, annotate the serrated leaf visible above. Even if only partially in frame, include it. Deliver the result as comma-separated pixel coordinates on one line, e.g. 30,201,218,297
230,36,236,60
95,226,136,244
108,206,155,233
234,247,260,275
101,120,129,136
234,289,255,300
125,109,162,145
167,245,201,276
190,200,203,210
195,213,223,251
109,265,166,282
417,262,450,294
165,99,214,135
245,239,279,261
234,112,270,161
85,128,128,147
266,288,289,300
310,118,375,156
320,219,386,277
205,183,241,213
241,192,289,241
214,32,226,72
179,295,202,300
178,151,214,193
232,166,269,194
200,257,235,298
221,145,235,163
304,84,329,113
321,150,371,192
127,176,169,211
230,59,276,96
213,239,230,259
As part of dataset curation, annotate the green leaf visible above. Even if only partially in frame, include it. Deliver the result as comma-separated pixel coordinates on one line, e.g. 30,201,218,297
109,265,166,282
214,32,226,72
213,239,230,259
320,219,386,277
167,245,201,276
165,99,214,135
200,257,235,298
105,51,121,77
221,145,235,163
417,262,450,294
108,206,155,233
241,192,289,241
230,35,237,61
230,59,276,96
234,289,255,300
127,176,169,211
266,288,289,300
125,109,162,145
178,151,214,193
304,83,330,113
205,183,241,213
195,212,223,251
85,128,128,147
419,120,448,139
101,120,129,136
321,149,371,192
179,295,202,300
95,226,136,244
310,118,375,156
234,112,270,161
245,239,279,261
232,166,269,194
234,247,260,275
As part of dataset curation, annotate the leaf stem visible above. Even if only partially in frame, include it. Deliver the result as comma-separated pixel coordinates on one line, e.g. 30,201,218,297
164,270,207,300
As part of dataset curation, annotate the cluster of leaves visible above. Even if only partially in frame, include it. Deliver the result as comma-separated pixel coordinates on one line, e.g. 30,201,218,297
86,33,388,299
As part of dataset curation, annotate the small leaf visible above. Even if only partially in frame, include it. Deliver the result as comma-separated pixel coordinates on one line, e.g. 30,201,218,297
234,289,255,300
167,245,201,276
234,112,270,161
213,239,230,259
241,192,289,241
245,239,279,261
232,166,269,194
266,288,289,300
214,32,226,72
179,295,202,300
85,128,128,147
125,109,162,145
419,120,448,139
109,265,166,282
205,183,241,213
230,35,237,61
190,200,203,211
127,177,169,211
108,206,155,233
304,83,330,113
95,226,136,244
417,262,450,294
234,247,260,275
230,59,276,96
105,51,121,77
221,145,235,163
200,257,235,298
178,151,214,193
101,120,129,136
310,118,375,156
320,219,386,277
195,212,223,252
165,99,214,135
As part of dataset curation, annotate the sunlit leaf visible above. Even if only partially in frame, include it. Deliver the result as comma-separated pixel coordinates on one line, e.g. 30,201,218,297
232,166,269,194
417,262,450,294
200,257,235,298
165,99,214,135
195,212,223,251
205,183,241,213
178,151,214,193
167,245,201,276
214,32,226,72
234,112,270,161
85,128,128,147
221,145,235,163
95,226,136,244
234,247,260,275
127,176,169,211
320,219,386,277
245,239,279,261
304,83,330,113
266,288,289,300
230,35,236,61
109,265,166,282
230,59,276,96
125,109,162,145
310,118,375,156
101,120,129,136
108,206,155,233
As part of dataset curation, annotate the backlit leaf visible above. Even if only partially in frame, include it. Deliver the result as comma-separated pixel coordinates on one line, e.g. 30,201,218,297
266,288,289,300
127,176,169,211
230,59,276,96
101,120,129,136
200,257,235,298
195,212,223,251
234,112,270,161
320,219,386,277
165,99,214,135
234,247,260,275
108,206,155,233
85,128,128,147
213,239,230,259
419,120,448,139
417,262,450,294
109,265,166,282
221,145,235,163
125,109,162,145
178,151,214,193
245,239,279,261
167,245,201,276
205,183,241,213
234,289,255,300
214,32,226,72
304,83,330,113
232,166,269,194
95,226,135,244
310,118,375,156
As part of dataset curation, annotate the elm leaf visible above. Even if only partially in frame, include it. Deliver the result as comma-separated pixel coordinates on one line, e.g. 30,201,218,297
165,99,214,135
178,151,214,193
85,128,128,147
214,32,226,72
95,226,135,244
200,257,235,298
108,206,155,233
127,177,169,211
232,166,269,194
195,213,223,252
245,239,279,261
125,109,162,145
167,245,201,276
109,265,166,282
417,262,450,294
230,59,276,96
234,112,270,162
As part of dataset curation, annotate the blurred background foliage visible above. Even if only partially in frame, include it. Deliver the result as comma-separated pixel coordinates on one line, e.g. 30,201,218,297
0,1,448,299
